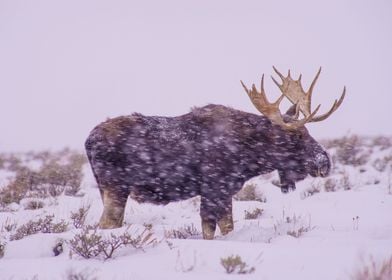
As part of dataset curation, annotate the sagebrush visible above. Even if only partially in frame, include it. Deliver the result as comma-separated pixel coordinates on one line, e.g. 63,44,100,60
220,255,255,274
68,225,156,260
10,215,68,241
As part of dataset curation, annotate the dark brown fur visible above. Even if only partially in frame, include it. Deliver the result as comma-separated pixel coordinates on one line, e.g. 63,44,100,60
85,104,330,239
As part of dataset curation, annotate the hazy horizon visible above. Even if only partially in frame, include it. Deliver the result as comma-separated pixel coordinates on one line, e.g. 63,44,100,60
1,0,391,152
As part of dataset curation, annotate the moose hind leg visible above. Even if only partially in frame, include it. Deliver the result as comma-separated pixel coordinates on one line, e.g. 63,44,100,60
217,199,234,235
99,187,128,229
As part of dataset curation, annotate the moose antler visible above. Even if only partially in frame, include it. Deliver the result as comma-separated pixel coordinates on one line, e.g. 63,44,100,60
271,66,346,122
241,75,320,130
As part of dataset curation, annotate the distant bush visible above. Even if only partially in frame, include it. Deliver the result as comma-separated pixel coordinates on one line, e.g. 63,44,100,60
10,215,68,241
164,224,200,239
340,171,353,190
220,255,255,274
0,150,87,207
373,156,392,172
33,160,84,197
68,225,156,260
0,155,5,170
0,171,31,206
372,136,392,150
4,154,23,172
334,135,370,166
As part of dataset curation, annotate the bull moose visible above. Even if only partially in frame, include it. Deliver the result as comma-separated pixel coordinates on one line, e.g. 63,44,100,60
85,67,345,239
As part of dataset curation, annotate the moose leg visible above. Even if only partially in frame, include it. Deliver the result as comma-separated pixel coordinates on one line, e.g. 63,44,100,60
278,170,296,194
217,198,234,235
201,219,217,240
200,196,217,240
99,187,128,229
200,196,234,239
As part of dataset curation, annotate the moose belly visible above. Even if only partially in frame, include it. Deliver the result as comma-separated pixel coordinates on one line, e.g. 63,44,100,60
129,183,199,205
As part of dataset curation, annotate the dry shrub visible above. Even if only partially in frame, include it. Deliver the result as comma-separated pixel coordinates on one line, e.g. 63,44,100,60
24,200,44,210
0,242,5,258
273,213,314,239
65,268,98,280
287,225,313,238
1,218,17,232
235,183,266,202
70,205,91,229
316,172,353,195
68,225,156,260
10,215,68,241
220,255,255,274
341,172,353,190
244,208,263,220
352,255,392,280
164,224,200,239
68,225,102,259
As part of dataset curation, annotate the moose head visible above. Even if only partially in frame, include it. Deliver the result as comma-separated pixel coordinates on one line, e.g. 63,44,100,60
241,67,345,192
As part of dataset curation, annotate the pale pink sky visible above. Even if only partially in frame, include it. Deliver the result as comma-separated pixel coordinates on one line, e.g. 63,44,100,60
0,0,391,151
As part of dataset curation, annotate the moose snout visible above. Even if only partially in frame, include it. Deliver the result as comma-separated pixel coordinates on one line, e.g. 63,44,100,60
315,152,331,177
318,165,330,177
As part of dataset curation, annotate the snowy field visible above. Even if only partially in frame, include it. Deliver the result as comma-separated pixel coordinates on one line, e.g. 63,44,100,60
0,135,391,280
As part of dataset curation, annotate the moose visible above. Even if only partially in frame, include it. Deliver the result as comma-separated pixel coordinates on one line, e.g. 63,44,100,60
85,67,345,239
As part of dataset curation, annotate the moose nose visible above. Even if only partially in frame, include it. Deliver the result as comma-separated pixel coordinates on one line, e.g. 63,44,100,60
318,166,330,177
315,152,330,177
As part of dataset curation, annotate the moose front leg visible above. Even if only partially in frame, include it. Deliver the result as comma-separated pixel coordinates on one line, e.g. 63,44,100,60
200,196,217,240
278,170,296,194
200,196,234,239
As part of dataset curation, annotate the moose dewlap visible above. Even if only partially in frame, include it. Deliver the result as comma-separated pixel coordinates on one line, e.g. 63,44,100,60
85,67,345,239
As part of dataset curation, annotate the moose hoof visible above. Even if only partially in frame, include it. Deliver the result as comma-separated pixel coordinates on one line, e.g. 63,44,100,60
281,185,296,194
202,220,216,240
99,218,123,229
217,214,234,236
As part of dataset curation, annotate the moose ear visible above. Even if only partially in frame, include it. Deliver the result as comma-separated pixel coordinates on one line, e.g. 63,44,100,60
283,104,300,123
285,104,298,117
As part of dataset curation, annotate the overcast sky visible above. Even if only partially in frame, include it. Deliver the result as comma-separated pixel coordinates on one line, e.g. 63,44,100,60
0,0,391,151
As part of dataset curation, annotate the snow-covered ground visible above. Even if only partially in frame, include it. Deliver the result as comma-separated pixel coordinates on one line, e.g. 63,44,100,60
0,136,391,280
